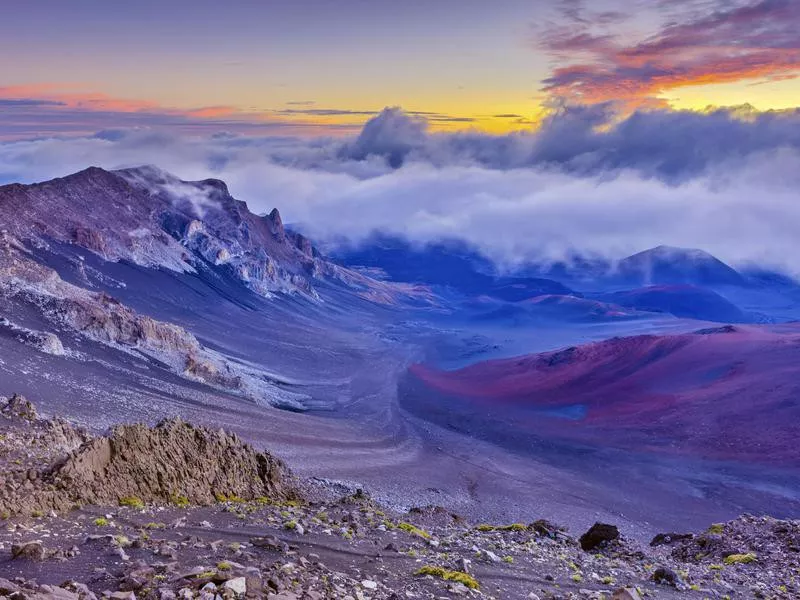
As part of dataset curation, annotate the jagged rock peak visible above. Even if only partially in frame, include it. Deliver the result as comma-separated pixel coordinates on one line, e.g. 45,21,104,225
197,177,230,196
266,207,286,239
268,207,284,228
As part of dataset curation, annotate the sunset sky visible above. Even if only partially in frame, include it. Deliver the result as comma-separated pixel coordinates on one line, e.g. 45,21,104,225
1,0,799,139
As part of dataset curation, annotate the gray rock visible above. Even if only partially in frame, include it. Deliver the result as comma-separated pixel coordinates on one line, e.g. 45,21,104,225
222,578,246,597
11,541,46,561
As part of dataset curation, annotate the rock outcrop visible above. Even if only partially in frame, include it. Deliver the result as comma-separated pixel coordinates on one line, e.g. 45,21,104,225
53,418,294,507
0,396,296,517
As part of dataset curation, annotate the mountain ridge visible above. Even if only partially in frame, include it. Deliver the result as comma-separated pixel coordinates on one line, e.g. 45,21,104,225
0,165,340,298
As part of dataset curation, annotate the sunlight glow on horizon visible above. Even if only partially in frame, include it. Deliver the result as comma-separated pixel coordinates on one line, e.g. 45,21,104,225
1,0,799,139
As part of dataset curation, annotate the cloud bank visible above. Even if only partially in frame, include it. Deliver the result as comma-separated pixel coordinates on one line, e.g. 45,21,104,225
3,106,800,273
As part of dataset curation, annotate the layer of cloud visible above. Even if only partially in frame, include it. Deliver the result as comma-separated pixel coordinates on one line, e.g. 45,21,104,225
0,85,368,139
3,106,800,273
0,85,476,140
540,0,800,108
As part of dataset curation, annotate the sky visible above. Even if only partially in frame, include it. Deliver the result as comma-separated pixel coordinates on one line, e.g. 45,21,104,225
2,0,800,138
3,0,800,273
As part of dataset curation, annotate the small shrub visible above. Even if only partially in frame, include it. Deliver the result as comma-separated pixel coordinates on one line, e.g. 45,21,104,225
398,522,431,539
498,523,527,532
707,523,725,535
93,517,109,526
119,496,145,510
724,553,757,565
415,566,479,590
217,561,232,571
475,522,526,533
171,494,190,508
502,556,514,563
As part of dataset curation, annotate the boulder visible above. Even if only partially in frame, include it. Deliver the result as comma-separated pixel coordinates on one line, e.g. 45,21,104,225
11,541,46,561
652,566,680,587
579,522,619,551
1,394,38,420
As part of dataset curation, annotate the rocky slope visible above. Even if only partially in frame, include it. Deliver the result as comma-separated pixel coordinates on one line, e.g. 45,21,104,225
1,395,797,600
0,394,295,518
0,166,330,297
0,232,271,398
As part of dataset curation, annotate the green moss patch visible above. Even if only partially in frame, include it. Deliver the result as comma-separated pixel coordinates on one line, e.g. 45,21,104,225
415,566,479,589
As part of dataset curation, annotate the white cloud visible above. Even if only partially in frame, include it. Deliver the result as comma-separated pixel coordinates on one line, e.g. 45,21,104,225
3,107,800,274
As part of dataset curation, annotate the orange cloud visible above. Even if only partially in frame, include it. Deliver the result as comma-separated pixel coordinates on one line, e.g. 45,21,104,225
540,0,800,110
0,84,163,112
0,84,363,139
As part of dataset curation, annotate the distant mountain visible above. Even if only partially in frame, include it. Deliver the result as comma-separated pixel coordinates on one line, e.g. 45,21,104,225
739,266,800,289
332,233,576,300
597,284,751,323
0,165,369,298
468,294,642,324
405,324,800,466
613,245,747,287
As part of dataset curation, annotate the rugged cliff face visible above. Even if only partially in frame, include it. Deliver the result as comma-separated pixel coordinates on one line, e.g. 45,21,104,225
0,232,246,390
0,395,295,517
0,165,343,298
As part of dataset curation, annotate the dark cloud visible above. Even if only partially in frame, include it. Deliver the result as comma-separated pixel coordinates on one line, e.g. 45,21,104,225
277,108,379,116
0,98,66,107
332,104,800,182
339,107,429,168
275,107,475,123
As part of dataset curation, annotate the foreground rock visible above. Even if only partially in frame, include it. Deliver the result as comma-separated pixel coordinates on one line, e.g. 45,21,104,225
0,395,295,518
579,522,619,551
55,418,293,507
1,395,797,599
